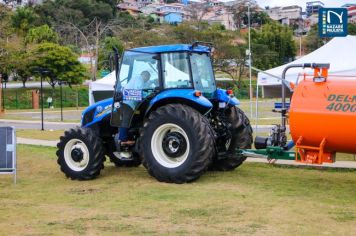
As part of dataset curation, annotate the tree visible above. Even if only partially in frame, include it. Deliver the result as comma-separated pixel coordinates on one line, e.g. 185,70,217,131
251,23,296,70
303,24,327,54
229,0,270,29
184,1,210,31
348,23,356,35
25,24,59,44
10,7,39,35
29,43,87,88
98,36,124,71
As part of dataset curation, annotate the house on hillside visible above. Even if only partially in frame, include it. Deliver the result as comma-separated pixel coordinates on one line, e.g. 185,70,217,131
348,6,356,23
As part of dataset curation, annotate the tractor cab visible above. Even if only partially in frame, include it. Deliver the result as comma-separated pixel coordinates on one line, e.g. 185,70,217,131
111,43,219,128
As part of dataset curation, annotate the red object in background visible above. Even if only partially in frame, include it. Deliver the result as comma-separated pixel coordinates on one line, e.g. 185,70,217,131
32,90,40,109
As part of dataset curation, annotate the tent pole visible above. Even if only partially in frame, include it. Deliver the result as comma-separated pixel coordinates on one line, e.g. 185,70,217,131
255,82,259,134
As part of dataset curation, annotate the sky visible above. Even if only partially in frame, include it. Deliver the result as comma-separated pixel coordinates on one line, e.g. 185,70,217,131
256,0,356,10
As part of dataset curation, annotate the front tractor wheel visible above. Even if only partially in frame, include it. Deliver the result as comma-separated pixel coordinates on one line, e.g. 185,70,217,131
141,104,214,183
211,106,253,171
57,127,105,180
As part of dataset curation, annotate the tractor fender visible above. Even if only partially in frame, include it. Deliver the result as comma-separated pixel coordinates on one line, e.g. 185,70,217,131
145,89,213,116
82,98,113,127
216,88,240,106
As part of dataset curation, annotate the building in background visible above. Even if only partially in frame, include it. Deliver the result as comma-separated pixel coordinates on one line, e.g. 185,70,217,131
265,5,302,25
347,6,356,23
306,1,324,17
0,0,42,8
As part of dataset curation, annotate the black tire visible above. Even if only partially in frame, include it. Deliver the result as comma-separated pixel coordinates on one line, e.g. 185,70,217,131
211,106,253,171
56,127,105,180
107,152,142,167
140,104,214,183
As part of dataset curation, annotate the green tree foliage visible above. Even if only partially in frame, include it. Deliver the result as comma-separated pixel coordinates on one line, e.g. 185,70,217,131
98,37,124,70
251,23,296,70
29,43,87,87
303,24,326,54
348,23,356,35
10,7,39,35
26,24,59,44
35,0,115,27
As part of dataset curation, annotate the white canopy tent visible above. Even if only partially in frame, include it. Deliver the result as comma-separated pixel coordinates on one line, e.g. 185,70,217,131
258,35,356,97
89,71,116,105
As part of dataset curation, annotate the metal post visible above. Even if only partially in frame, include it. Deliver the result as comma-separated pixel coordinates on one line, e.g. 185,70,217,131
255,83,259,134
248,3,253,119
0,78,3,113
60,82,63,122
15,91,18,109
76,89,79,110
2,81,5,110
40,75,44,131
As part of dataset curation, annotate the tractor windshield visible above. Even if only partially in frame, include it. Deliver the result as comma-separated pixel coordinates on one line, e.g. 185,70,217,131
117,51,160,91
190,53,216,97
161,52,216,96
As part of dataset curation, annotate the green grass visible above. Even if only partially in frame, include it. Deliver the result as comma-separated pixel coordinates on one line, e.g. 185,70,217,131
16,129,64,141
0,145,355,235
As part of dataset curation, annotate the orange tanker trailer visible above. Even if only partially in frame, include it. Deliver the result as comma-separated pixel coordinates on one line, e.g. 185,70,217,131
249,63,356,165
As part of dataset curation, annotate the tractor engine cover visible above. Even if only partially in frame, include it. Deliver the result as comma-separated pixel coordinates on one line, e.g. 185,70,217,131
289,77,356,155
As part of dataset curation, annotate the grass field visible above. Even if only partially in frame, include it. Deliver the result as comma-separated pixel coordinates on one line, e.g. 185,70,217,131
16,129,65,141
0,145,355,235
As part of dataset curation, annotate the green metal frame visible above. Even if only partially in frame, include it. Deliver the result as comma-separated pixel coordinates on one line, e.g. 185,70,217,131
238,146,296,161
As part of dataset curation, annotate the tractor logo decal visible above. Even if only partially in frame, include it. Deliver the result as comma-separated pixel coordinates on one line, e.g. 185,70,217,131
123,89,143,101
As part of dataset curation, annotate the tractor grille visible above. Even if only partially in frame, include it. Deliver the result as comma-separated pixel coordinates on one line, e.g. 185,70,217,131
82,109,95,126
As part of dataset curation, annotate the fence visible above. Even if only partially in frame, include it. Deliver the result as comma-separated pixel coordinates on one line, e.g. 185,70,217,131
2,86,89,110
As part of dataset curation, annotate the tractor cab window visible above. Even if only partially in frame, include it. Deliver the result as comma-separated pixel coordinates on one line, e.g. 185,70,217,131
162,52,192,89
116,51,160,93
190,53,216,97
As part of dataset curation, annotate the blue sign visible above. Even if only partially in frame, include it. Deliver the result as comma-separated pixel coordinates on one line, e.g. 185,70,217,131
319,8,348,37
123,89,142,101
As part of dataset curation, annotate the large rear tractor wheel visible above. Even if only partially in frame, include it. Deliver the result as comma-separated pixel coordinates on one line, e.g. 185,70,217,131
211,106,253,171
140,104,214,183
56,127,105,180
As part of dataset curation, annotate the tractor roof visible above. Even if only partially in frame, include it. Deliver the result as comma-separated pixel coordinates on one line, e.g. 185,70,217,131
129,44,211,54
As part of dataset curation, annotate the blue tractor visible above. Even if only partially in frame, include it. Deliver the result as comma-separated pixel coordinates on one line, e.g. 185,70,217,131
56,42,253,183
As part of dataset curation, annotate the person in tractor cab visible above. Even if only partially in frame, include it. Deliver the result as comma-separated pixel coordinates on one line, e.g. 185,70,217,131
115,70,155,147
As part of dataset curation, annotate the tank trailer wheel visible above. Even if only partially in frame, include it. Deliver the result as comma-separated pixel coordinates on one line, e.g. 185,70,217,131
140,104,214,184
57,127,105,180
211,106,253,171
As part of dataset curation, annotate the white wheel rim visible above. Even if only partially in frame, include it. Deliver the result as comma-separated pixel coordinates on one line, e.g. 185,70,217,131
64,139,90,171
151,123,190,168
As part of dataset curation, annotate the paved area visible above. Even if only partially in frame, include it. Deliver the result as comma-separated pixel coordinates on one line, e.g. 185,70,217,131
4,109,83,121
0,119,79,130
15,137,356,169
17,137,58,147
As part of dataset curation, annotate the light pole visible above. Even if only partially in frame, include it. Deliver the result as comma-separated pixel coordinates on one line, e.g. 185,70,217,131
33,68,50,131
248,3,253,119
0,75,3,114
59,81,64,122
